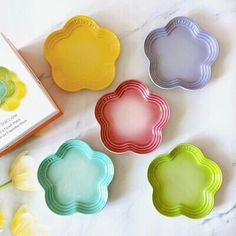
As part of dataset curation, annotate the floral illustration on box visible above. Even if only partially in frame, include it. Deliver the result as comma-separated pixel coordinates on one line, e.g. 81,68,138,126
38,139,114,215
44,16,120,92
148,143,222,218
95,80,170,154
144,16,219,90
0,67,26,111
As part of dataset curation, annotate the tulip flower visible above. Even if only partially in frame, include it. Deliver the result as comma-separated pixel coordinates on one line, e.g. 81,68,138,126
0,212,5,231
11,205,48,236
0,151,38,191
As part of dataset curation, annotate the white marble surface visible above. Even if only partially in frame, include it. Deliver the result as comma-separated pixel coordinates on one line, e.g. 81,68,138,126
0,0,235,235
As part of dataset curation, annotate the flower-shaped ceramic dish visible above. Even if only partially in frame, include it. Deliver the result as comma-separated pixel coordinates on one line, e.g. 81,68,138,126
44,16,120,92
148,143,222,218
0,67,16,105
0,69,26,111
95,80,170,154
38,139,114,215
144,16,219,90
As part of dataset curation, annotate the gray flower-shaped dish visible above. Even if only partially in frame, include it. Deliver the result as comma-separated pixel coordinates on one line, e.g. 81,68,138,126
144,16,219,90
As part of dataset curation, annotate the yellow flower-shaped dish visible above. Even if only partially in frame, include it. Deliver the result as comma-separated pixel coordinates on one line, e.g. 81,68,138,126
44,16,120,92
148,144,222,218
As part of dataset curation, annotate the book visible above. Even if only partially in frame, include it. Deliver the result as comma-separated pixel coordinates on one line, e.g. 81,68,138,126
0,34,62,156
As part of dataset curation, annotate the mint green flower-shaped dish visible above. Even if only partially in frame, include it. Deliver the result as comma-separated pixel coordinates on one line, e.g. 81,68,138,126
38,140,114,215
148,143,222,219
0,67,16,105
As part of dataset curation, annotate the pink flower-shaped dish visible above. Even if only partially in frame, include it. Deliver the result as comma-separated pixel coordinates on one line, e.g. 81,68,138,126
95,80,170,154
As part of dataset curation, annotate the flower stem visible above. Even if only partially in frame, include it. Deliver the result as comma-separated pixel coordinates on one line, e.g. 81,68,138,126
0,180,12,190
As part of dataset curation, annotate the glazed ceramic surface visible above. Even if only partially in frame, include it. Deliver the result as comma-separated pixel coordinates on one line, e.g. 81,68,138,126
44,16,120,92
144,16,219,89
95,80,170,154
5,0,236,235
148,144,222,218
38,140,114,215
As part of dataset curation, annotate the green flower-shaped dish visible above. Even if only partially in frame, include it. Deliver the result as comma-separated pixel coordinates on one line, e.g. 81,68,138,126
0,67,16,105
38,139,114,215
148,143,222,218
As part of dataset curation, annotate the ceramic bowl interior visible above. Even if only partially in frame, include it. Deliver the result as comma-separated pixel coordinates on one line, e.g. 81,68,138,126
95,80,170,153
145,16,219,89
44,16,120,92
148,144,222,218
38,139,114,215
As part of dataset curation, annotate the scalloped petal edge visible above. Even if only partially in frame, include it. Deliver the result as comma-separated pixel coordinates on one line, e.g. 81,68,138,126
95,80,170,154
144,16,219,90
148,143,223,218
38,139,114,215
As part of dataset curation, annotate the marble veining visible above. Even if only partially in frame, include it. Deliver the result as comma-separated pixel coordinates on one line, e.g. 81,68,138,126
0,0,235,235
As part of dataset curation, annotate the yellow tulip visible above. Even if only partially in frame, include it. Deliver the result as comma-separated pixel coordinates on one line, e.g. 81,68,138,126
0,212,5,231
11,205,48,236
8,151,38,191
